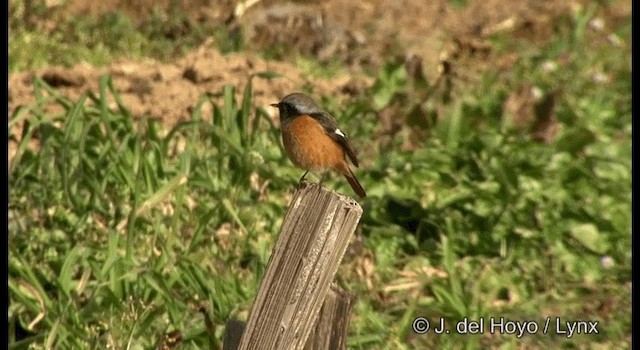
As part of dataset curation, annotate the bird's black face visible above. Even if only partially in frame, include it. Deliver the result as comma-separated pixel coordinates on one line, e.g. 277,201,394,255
271,101,295,122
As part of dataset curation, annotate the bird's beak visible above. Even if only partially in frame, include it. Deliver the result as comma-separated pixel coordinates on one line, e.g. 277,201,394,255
270,103,280,108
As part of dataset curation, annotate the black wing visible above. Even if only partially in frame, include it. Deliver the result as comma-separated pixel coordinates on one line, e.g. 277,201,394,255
310,111,360,167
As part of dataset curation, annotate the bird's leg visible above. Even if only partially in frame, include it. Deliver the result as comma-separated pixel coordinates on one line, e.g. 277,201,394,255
298,170,309,184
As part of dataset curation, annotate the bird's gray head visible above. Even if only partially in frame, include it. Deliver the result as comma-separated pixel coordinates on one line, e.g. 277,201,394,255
271,93,322,121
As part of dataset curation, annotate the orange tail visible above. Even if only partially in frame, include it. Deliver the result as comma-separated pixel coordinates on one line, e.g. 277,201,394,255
343,167,366,198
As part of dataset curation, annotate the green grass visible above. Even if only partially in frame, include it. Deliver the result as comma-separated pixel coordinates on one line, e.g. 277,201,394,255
9,3,631,350
8,1,240,73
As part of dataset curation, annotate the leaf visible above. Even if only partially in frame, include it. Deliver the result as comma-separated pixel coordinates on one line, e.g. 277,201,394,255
570,223,608,254
57,246,87,297
254,71,283,79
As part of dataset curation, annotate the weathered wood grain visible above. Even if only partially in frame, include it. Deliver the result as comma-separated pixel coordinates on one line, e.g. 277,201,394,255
234,182,363,350
304,283,354,350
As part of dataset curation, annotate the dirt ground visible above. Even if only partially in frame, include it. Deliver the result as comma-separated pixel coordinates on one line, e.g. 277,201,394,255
8,0,631,156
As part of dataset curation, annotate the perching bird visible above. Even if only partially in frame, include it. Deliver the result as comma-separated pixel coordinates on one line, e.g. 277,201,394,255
271,93,366,198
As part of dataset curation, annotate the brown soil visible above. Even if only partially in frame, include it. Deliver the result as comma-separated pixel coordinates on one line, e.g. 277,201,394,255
8,0,630,158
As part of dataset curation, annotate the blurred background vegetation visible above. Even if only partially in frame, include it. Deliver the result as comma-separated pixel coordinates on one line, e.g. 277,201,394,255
9,0,631,349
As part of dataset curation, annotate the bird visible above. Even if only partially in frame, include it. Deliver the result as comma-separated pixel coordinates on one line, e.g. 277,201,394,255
271,92,366,198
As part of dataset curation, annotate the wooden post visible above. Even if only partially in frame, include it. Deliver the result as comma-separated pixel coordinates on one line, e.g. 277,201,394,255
232,182,363,350
223,286,354,350
304,283,354,350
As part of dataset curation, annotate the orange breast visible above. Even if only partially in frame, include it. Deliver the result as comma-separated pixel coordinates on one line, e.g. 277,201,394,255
282,115,345,172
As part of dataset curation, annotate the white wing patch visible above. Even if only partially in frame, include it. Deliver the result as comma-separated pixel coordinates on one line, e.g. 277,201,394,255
334,128,347,138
